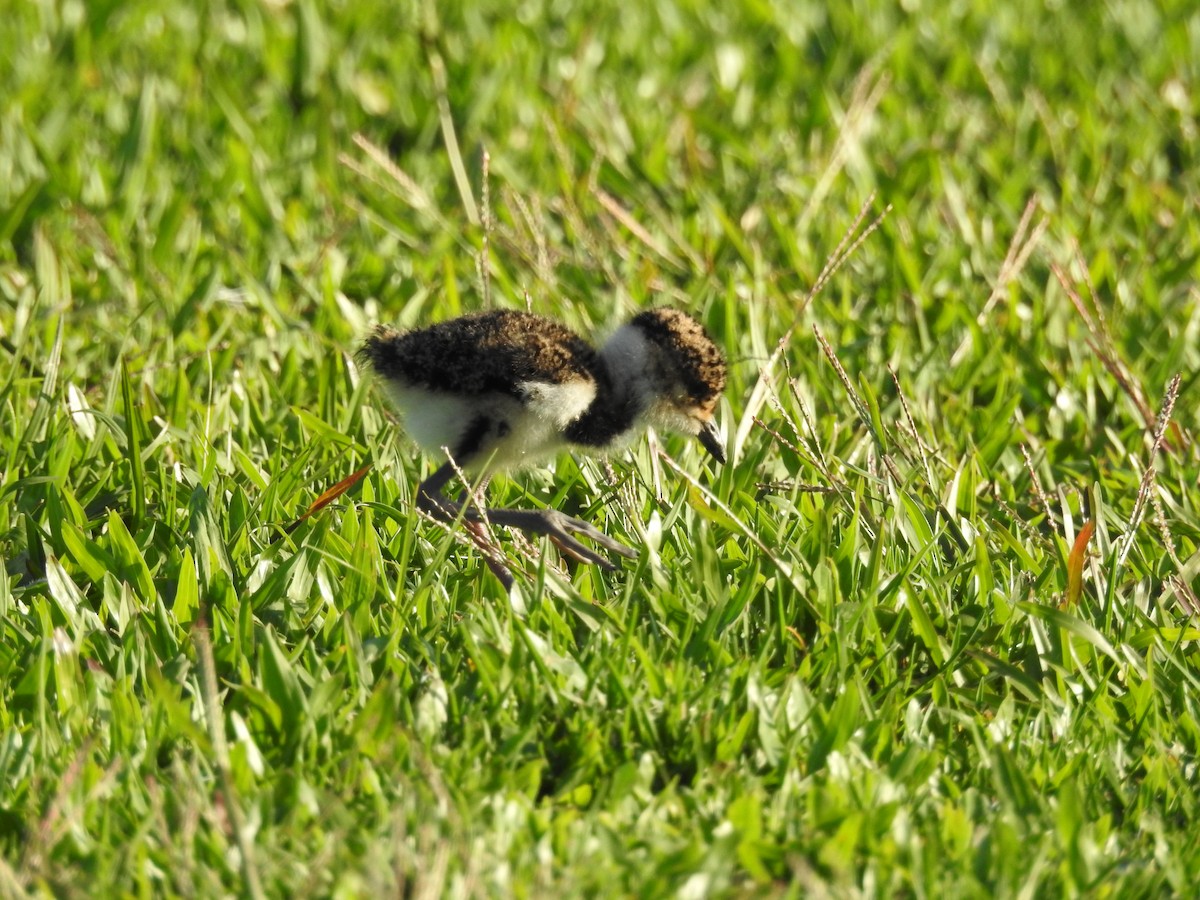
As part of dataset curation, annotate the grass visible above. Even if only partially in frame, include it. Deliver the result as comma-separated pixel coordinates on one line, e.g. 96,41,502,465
2,0,1199,895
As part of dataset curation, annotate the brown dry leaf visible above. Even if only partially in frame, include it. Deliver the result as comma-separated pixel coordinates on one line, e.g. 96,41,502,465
1064,521,1095,609
286,464,373,533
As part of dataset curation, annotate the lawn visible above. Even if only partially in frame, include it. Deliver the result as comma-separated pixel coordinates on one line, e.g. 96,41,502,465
2,0,1199,895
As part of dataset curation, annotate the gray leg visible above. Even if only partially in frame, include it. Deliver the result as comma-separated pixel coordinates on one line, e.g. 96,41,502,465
416,463,515,589
415,462,635,584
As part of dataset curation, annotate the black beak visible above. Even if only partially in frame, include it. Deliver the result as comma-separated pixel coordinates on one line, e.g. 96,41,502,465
697,419,726,464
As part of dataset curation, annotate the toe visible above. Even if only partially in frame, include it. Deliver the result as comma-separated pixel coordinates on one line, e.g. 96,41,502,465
548,534,618,568
557,514,637,559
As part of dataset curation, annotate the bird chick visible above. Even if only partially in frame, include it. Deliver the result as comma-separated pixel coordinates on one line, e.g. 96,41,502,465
359,307,727,587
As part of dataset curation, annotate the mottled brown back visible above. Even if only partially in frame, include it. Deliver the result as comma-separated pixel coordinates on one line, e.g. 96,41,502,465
359,310,602,397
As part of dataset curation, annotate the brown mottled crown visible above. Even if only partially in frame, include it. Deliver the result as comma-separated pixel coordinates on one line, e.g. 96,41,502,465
628,308,727,405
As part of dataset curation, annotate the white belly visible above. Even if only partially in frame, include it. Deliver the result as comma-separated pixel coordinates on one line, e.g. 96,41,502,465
381,378,596,471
